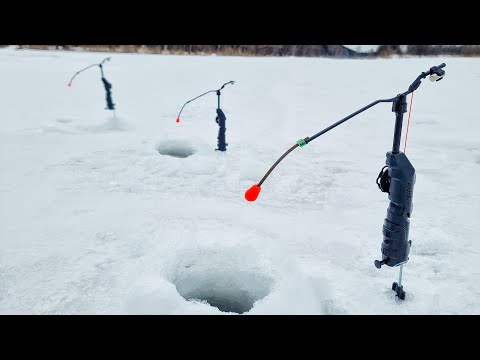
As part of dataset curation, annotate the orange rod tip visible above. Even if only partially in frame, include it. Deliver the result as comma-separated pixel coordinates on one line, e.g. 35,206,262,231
245,184,261,202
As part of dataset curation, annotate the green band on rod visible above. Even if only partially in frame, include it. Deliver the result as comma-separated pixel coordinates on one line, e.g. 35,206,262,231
296,139,307,147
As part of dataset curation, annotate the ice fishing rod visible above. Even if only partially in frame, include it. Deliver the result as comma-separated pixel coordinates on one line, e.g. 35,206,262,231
176,81,235,152
68,57,116,112
245,63,446,300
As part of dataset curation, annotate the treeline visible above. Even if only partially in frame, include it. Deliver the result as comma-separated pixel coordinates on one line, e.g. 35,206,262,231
142,45,359,57
378,45,480,56
13,45,480,57
409,45,480,56
17,45,359,57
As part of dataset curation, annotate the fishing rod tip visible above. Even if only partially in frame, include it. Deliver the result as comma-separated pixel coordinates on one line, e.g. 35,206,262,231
245,184,261,202
176,117,180,123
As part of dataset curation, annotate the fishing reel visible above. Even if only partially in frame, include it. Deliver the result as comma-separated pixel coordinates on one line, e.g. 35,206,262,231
68,57,116,112
101,77,115,110
215,108,228,151
176,81,235,152
245,63,446,301
374,151,416,300
376,166,390,193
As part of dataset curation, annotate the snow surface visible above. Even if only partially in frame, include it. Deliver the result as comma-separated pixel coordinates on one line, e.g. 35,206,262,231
1,47,479,314
344,45,380,53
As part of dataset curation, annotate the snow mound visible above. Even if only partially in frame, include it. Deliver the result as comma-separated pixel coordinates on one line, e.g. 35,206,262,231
156,140,196,158
42,116,128,134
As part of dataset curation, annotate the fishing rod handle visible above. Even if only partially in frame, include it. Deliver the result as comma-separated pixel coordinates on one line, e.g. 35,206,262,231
215,109,227,151
376,152,415,268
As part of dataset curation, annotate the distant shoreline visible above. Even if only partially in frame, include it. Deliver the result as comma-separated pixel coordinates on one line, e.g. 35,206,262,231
4,45,479,58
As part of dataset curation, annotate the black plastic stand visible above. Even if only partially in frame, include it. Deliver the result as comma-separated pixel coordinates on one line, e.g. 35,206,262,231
215,90,227,152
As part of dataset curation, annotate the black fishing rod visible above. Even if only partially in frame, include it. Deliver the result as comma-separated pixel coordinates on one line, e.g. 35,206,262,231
68,57,116,112
245,63,446,300
176,81,235,152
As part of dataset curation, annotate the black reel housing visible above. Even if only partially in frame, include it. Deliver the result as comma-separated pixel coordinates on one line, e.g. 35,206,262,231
216,107,227,151
376,152,415,269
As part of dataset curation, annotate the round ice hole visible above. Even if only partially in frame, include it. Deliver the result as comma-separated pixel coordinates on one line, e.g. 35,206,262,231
173,267,273,314
157,141,196,158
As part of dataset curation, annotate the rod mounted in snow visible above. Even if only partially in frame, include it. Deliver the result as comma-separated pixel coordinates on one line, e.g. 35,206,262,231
68,57,116,111
176,81,235,152
245,63,446,300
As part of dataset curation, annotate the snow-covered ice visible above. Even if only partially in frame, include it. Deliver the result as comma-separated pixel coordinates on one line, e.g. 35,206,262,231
1,47,479,314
